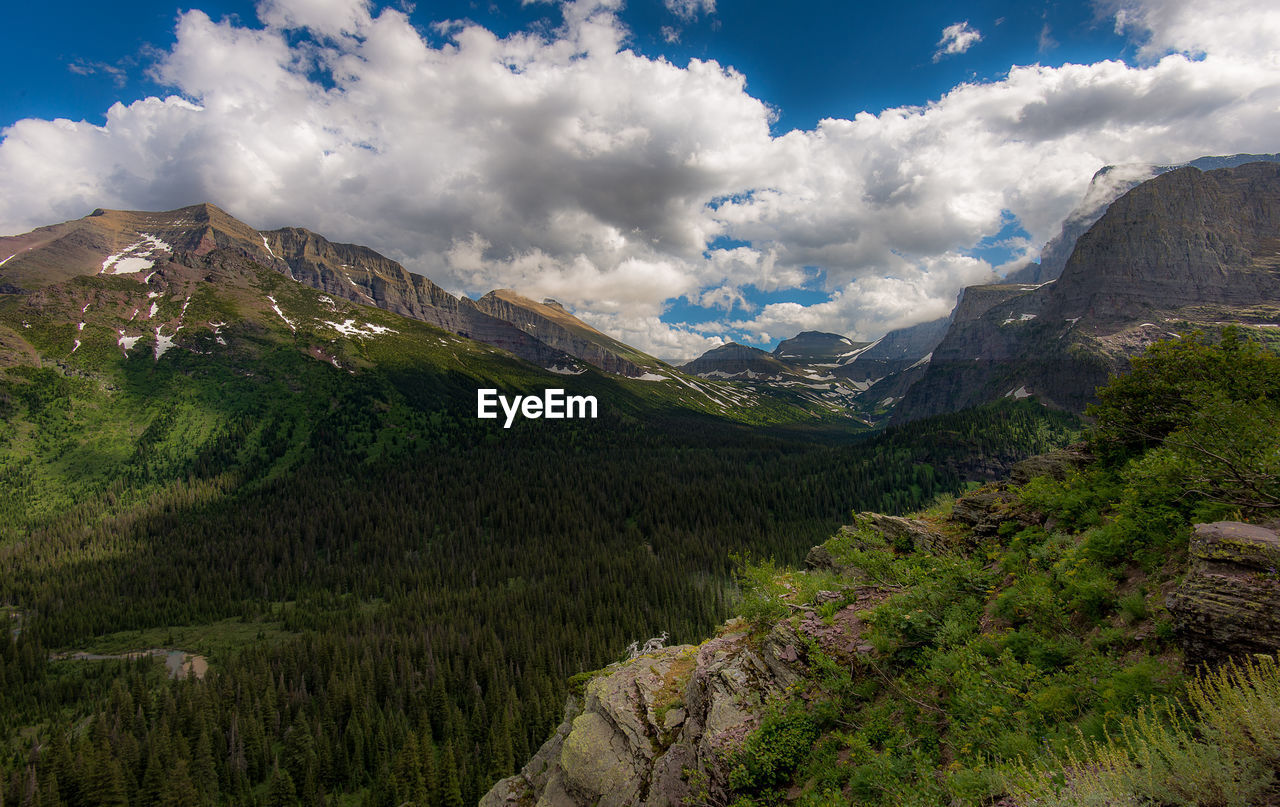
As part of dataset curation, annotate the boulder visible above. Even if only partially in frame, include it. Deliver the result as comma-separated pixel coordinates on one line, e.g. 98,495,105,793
1167,521,1280,664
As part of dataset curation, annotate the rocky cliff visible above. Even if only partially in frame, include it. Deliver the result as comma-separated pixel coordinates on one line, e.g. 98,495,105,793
1168,521,1280,664
472,290,660,377
481,621,808,807
895,162,1280,422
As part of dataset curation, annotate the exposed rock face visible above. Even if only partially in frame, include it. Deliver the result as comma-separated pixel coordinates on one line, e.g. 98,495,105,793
1005,154,1280,286
1008,444,1092,485
481,624,806,807
679,342,791,379
859,512,949,554
835,316,949,385
895,162,1280,423
1167,521,1280,664
263,231,572,368
473,289,658,377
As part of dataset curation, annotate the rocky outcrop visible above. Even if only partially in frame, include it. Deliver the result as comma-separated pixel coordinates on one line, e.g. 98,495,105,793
1167,521,1280,664
859,512,949,554
1008,444,1091,485
481,622,806,807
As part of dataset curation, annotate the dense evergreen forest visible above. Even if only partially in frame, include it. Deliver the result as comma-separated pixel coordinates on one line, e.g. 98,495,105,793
0,330,1077,805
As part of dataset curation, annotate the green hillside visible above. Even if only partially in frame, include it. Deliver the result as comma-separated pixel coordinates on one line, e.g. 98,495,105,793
0,249,1079,805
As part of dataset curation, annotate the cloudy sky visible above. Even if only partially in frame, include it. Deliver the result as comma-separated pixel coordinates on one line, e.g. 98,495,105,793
2,0,1278,360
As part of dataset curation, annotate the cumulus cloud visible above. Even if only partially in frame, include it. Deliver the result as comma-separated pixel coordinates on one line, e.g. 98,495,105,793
2,0,1280,361
933,21,982,62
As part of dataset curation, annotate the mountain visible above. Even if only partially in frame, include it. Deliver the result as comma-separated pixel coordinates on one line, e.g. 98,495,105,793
679,341,792,379
895,161,1280,421
771,331,867,365
471,289,664,377
1005,152,1280,285
677,318,951,422
0,203,580,370
0,202,897,432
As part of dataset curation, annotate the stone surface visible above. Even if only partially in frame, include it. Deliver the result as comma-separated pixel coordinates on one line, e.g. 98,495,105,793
894,161,1280,423
1167,521,1280,664
1009,446,1092,485
481,628,805,807
859,512,949,554
473,289,652,377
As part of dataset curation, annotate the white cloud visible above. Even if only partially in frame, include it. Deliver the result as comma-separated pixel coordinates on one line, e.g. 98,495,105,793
933,21,982,62
1,0,1279,361
665,0,715,21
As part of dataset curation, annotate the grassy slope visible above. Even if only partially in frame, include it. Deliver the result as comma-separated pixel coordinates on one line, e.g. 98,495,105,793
721,331,1280,807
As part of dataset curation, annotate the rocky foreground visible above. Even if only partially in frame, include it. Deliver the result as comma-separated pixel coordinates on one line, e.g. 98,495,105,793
485,446,1280,807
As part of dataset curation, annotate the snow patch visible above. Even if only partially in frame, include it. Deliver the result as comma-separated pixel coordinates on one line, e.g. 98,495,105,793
0,254,15,267
77,322,85,331
322,319,396,338
81,302,91,313
110,257,154,274
1065,317,1081,325
907,352,933,370
71,339,80,353
838,337,882,364
879,397,895,407
1006,386,1031,399
147,291,161,299
634,372,668,381
148,302,159,319
547,365,585,375
260,235,278,260
266,295,296,331
117,330,142,353
101,233,171,275
154,327,176,359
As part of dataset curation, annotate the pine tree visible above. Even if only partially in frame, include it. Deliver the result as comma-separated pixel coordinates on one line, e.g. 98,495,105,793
266,765,299,807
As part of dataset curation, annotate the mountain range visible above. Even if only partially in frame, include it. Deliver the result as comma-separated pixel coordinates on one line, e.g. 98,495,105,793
0,203,864,429
3,154,1280,436
679,155,1280,422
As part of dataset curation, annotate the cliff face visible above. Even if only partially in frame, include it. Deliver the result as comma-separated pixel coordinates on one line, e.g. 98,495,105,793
1168,521,1280,664
472,290,657,377
895,162,1280,423
482,623,807,807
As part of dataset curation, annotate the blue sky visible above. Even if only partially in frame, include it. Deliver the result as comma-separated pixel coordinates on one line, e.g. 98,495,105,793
2,1,1134,132
2,0,1277,359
